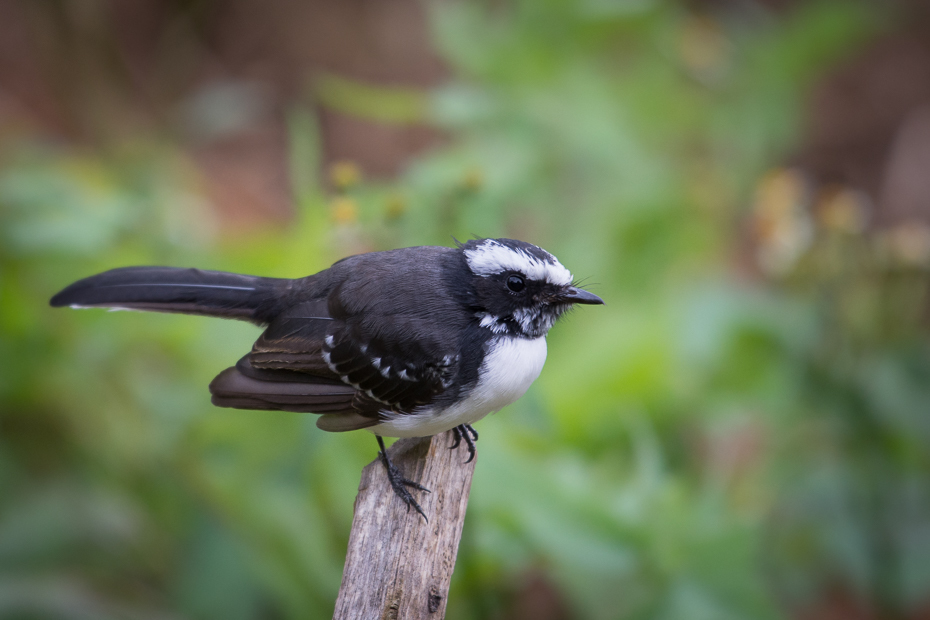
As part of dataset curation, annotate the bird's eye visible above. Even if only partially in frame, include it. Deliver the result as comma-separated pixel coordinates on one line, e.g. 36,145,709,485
506,275,525,293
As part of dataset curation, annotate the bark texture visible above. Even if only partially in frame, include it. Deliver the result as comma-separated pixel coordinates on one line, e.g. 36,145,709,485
333,431,475,620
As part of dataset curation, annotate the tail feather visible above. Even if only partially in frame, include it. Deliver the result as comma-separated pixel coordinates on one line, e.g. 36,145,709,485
50,266,291,323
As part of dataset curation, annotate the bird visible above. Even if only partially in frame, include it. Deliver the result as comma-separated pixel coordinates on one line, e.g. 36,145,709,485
50,238,604,518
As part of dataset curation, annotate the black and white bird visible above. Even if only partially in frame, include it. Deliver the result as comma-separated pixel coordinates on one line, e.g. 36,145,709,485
50,238,603,517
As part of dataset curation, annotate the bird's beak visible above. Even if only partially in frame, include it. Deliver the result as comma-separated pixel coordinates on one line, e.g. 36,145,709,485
558,287,604,305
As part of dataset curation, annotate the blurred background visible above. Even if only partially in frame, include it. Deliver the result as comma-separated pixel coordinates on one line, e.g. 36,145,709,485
2,0,930,618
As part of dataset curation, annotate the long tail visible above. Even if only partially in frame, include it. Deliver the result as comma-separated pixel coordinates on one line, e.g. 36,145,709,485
50,266,292,324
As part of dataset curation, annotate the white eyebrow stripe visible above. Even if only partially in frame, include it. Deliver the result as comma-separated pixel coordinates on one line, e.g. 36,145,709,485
464,240,573,285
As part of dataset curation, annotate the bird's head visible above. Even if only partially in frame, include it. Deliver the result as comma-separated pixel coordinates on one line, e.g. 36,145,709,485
460,238,603,339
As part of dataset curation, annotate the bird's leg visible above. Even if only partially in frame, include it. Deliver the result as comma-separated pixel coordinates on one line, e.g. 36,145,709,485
376,435,429,521
450,424,479,463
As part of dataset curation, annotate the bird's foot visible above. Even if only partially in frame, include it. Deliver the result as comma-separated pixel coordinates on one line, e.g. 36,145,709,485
449,424,479,463
376,436,429,521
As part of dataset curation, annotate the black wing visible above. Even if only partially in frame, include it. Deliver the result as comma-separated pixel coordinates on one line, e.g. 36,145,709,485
321,324,458,412
210,248,468,431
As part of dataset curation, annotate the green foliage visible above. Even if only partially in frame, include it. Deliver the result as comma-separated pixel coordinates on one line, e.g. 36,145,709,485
3,1,928,619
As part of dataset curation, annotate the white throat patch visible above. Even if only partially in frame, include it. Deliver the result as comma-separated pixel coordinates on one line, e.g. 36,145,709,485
464,240,573,285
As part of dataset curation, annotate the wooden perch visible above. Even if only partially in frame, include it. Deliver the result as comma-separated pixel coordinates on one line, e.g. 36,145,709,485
333,431,476,620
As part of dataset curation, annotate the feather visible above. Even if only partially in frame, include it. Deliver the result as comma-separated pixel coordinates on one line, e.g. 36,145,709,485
50,266,291,323
209,366,358,412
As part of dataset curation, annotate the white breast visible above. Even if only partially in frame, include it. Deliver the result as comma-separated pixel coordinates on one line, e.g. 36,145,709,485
369,336,548,438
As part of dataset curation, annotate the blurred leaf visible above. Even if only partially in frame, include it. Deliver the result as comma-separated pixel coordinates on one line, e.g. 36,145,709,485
314,74,427,125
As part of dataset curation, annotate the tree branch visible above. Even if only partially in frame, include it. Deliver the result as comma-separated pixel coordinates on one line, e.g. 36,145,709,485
333,431,476,619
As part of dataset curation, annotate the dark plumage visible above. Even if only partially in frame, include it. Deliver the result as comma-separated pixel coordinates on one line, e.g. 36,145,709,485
51,238,603,517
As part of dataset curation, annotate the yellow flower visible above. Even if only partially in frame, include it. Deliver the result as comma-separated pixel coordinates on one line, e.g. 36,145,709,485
815,186,868,234
385,194,407,220
461,167,483,192
751,168,813,275
330,161,361,191
330,197,359,224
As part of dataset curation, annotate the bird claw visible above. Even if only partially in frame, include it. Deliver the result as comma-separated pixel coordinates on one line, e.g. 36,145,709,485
376,425,477,522
377,437,429,522
449,424,478,463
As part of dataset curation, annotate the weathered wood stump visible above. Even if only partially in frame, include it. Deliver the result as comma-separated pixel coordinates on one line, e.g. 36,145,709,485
333,431,476,620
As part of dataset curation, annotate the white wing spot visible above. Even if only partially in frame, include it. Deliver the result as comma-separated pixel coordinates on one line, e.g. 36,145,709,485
365,389,389,404
340,375,360,389
322,350,338,375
